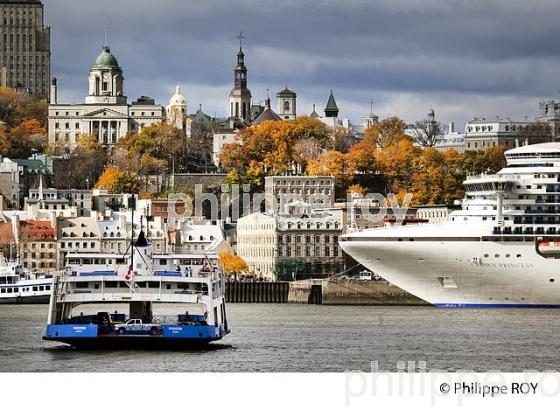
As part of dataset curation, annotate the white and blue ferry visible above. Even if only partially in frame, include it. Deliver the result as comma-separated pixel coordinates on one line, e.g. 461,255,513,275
43,231,229,347
0,257,52,304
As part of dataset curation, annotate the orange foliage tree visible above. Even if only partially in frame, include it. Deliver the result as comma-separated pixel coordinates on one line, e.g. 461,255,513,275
220,116,330,188
218,252,249,278
95,166,140,194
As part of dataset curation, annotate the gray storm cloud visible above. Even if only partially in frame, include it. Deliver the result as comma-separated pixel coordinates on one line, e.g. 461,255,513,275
44,0,560,127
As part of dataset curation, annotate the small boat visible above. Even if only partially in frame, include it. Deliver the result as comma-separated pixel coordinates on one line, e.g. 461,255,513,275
0,256,52,304
537,241,560,255
43,230,229,348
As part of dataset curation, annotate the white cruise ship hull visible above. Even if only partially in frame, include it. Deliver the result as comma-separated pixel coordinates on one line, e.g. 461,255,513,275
340,230,560,307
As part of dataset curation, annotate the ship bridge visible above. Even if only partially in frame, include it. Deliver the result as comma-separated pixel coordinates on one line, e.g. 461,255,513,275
464,174,515,194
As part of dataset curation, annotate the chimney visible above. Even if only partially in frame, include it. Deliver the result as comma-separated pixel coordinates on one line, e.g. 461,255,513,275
12,215,20,244
50,77,58,104
449,122,455,133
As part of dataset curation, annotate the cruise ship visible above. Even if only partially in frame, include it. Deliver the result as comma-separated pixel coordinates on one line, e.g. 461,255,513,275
339,142,560,307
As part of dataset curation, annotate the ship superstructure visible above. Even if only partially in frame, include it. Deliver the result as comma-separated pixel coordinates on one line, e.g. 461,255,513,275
43,231,229,347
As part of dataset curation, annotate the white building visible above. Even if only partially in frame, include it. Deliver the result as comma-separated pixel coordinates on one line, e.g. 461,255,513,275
463,117,533,151
237,203,344,281
48,45,166,151
435,122,465,153
167,85,187,134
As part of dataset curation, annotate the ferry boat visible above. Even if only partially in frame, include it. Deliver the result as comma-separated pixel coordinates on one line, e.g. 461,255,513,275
340,142,560,307
0,256,52,304
43,231,229,347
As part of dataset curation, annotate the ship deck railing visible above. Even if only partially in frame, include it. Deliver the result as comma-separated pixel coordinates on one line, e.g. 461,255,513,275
56,290,212,304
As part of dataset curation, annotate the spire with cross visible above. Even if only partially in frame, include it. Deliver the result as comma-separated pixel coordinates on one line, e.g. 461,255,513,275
236,31,246,50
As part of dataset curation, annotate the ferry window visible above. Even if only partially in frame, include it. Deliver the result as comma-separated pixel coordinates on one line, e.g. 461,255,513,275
46,286,50,290
7,288,12,293
505,254,510,258
39,286,44,291
484,254,489,257
495,254,499,258
33,286,38,291
517,254,521,258
105,282,118,288
166,284,171,290
0,288,5,293
76,283,89,289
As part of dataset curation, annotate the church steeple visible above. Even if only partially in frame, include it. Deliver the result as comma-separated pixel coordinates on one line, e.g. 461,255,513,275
229,31,252,121
324,90,339,118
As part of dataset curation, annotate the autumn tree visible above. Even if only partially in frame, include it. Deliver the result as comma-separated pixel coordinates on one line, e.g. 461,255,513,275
218,252,249,279
117,122,183,172
0,87,48,129
186,116,214,172
220,116,331,188
95,166,140,194
51,134,107,190
0,118,47,158
409,119,445,147
363,117,409,150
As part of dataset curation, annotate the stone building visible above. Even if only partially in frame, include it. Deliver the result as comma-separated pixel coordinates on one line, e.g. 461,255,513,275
0,156,20,208
276,87,296,120
237,203,344,281
48,45,165,151
463,118,533,151
18,218,56,272
0,0,50,100
57,216,100,268
264,175,335,211
536,100,560,141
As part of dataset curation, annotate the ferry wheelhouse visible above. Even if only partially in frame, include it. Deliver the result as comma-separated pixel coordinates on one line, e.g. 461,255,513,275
43,231,229,347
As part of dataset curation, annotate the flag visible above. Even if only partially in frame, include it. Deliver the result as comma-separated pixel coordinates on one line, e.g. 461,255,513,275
124,265,133,281
201,256,213,273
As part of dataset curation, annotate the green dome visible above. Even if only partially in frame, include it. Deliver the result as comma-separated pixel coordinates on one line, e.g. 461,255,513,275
93,46,120,68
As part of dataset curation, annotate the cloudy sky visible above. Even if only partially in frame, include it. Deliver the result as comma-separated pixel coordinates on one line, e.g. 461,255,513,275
44,0,560,128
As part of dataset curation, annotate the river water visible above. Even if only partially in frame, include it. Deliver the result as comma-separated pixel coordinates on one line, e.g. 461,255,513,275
1,303,559,372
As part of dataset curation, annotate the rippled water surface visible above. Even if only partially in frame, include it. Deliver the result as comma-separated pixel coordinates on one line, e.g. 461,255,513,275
1,304,559,372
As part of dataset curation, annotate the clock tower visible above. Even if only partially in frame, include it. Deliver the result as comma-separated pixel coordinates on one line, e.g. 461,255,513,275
85,46,127,105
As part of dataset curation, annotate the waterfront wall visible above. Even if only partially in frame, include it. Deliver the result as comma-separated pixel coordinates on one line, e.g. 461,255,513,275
226,282,289,303
225,280,427,305
321,280,428,305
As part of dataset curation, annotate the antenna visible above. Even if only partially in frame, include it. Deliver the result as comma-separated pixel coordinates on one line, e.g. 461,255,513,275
369,98,375,115
266,87,270,99
104,24,108,47
236,31,246,49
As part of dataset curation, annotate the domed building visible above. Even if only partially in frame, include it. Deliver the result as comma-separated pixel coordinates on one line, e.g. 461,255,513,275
48,45,166,152
167,85,187,133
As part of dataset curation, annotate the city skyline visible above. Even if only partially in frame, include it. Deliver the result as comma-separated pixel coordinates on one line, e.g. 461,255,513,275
45,0,560,127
